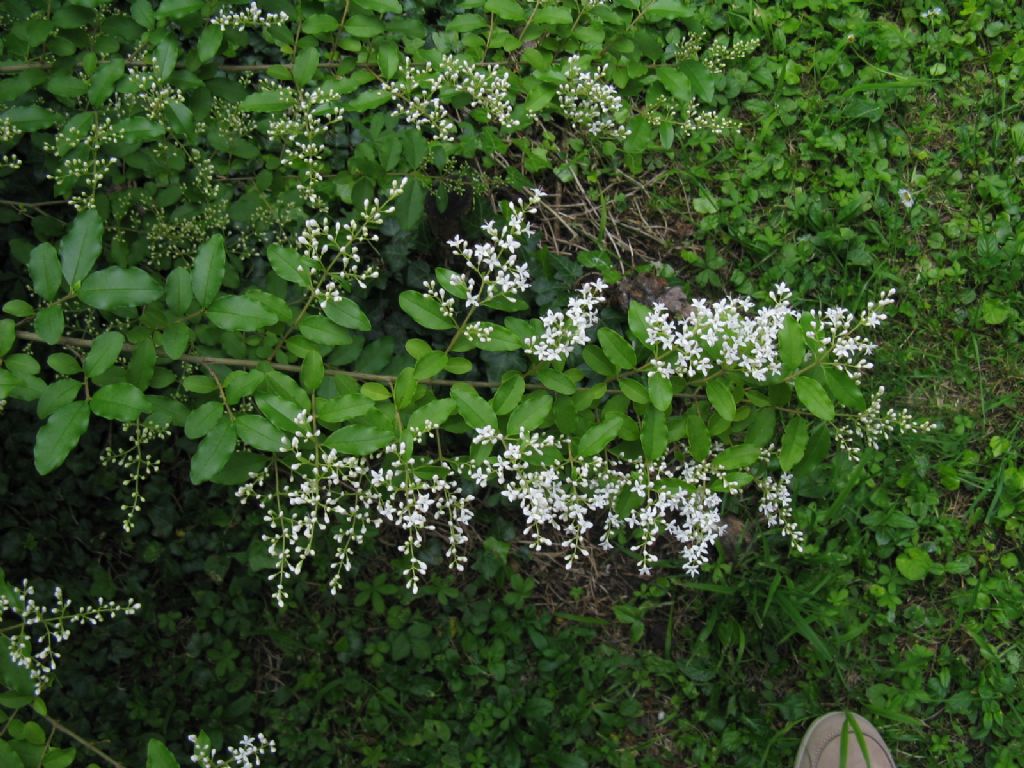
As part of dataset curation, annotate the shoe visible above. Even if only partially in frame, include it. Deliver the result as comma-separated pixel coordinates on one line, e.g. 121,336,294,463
794,712,896,768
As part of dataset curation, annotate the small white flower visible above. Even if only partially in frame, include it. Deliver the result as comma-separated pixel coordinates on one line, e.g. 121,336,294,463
898,188,914,208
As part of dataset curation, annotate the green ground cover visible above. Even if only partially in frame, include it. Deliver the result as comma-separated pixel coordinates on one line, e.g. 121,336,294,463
1,0,1022,766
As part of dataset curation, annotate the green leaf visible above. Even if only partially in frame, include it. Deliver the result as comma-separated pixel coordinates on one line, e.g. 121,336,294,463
451,382,497,429
207,296,278,331
146,739,181,768
795,376,835,421
388,370,414,413
192,234,225,307
317,394,375,422
185,401,223,439
353,0,402,11
746,408,777,447
706,379,736,422
493,374,525,415
323,424,395,455
824,368,866,411
779,416,809,471
399,291,455,330
714,443,761,470
685,411,710,461
533,5,573,24
34,305,64,344
641,410,667,461
345,14,384,37
235,414,286,452
679,60,714,102
2,105,59,131
267,244,310,287
347,89,390,112
34,401,90,475
292,46,319,88
506,392,552,434
582,345,616,377
79,267,163,310
413,350,447,380
85,331,125,378
90,383,150,421
155,38,178,81
301,351,325,392
165,267,193,314
779,315,805,371
88,59,125,106
324,297,372,331
895,547,934,581
0,319,14,356
597,328,636,370
126,339,155,389
197,25,222,63
240,91,295,112
303,14,339,34
38,379,82,420
446,13,486,32
578,414,624,457
407,397,456,431
649,374,673,412
190,419,237,484
376,38,400,78
299,316,352,346
28,244,62,301
160,324,190,360
60,209,103,285
619,378,649,404
156,0,202,20
981,297,1010,325
536,368,576,396
656,67,692,104
483,0,525,20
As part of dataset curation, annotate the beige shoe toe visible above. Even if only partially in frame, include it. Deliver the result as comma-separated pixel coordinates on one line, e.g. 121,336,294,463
794,712,896,768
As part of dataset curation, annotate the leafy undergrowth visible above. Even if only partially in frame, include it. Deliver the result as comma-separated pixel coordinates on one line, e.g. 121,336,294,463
3,0,1023,766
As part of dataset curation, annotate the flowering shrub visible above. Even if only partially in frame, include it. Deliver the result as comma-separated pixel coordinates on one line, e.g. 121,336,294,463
0,0,931,704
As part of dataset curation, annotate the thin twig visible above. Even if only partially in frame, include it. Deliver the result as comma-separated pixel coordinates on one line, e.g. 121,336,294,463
14,330,505,389
43,715,128,768
0,60,354,74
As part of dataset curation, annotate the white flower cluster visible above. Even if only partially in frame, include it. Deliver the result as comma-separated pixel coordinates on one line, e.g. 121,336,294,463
642,283,897,382
237,411,473,604
428,191,542,318
805,287,896,374
210,2,289,32
267,87,346,209
643,283,792,381
756,473,802,550
383,55,520,141
0,117,21,171
678,98,742,137
701,37,760,74
295,177,407,307
0,118,18,144
100,420,171,533
189,732,276,768
920,6,944,20
0,581,141,694
469,429,792,576
125,66,186,121
833,386,934,461
557,55,631,140
44,116,126,211
524,279,608,362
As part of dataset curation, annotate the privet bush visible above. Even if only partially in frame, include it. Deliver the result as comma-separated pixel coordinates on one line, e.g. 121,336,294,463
0,0,931,762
